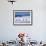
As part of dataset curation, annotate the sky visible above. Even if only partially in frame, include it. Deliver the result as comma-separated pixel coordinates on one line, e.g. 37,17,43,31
15,12,30,17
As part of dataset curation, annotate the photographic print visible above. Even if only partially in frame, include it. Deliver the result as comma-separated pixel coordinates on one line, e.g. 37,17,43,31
13,10,32,25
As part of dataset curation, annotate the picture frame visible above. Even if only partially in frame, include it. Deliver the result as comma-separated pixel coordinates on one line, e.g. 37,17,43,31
13,10,33,26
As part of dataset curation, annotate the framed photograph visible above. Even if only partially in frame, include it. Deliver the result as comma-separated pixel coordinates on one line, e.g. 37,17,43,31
13,10,32,25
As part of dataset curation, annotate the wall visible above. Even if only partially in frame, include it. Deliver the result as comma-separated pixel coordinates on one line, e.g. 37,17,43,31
0,0,46,42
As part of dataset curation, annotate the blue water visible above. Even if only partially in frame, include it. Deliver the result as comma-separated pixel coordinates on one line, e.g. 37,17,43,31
15,12,30,17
